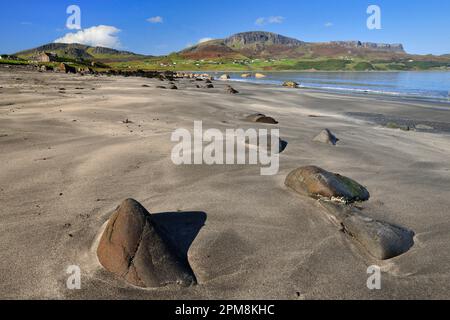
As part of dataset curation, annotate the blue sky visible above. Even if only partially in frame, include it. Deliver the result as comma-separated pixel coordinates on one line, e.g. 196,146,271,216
1,0,449,55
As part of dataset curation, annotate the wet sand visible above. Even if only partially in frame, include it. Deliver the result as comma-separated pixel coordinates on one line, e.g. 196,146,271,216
1,65,450,299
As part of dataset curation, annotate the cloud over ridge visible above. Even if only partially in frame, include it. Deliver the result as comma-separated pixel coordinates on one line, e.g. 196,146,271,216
55,25,121,49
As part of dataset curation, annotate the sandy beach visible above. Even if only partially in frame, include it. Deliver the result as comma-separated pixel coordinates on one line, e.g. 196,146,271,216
1,65,450,300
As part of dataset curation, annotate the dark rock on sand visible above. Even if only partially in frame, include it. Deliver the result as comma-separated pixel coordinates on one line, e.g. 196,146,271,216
245,135,288,154
285,166,370,203
141,84,150,87
282,81,299,88
313,129,339,145
319,201,415,260
170,85,178,90
205,84,214,89
226,85,239,94
97,199,196,288
245,113,279,124
58,63,77,74
205,79,212,84
156,86,167,89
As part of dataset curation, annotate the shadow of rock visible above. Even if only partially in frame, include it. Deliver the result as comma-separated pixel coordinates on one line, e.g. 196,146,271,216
152,211,207,267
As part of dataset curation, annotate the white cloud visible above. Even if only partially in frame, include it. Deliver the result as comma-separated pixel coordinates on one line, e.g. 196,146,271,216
268,16,285,24
255,17,266,26
54,25,121,49
147,16,163,24
198,37,213,44
255,16,285,26
325,22,334,27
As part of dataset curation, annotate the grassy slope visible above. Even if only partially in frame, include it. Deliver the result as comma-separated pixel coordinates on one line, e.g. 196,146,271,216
108,55,450,72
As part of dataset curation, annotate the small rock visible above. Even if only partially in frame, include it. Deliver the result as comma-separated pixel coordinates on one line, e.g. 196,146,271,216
219,74,230,80
313,129,339,146
282,81,299,88
225,85,239,94
245,113,278,124
241,73,252,78
285,166,370,203
205,84,214,89
255,73,266,78
170,85,178,90
246,135,288,154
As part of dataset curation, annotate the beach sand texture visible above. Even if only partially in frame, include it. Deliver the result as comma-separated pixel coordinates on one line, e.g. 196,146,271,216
1,66,450,299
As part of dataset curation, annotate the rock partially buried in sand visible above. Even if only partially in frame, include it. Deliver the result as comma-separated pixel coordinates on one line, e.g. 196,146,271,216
245,134,288,154
225,85,239,94
313,129,339,146
245,113,279,124
285,166,370,203
319,201,415,260
282,81,299,88
97,199,196,288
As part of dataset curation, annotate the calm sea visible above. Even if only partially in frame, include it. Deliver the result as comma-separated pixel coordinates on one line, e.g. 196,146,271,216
216,71,450,103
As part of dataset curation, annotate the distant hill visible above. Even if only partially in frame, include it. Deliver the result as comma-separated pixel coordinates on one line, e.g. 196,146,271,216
180,31,407,60
9,32,450,71
15,43,148,63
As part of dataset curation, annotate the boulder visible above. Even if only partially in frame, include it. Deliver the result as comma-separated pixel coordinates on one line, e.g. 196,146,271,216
313,129,339,146
285,166,370,203
319,201,415,260
241,73,252,78
282,81,299,88
255,73,266,78
245,113,278,124
97,199,196,288
225,85,239,94
219,74,230,80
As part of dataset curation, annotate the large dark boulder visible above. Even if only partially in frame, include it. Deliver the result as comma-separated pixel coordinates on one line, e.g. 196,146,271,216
97,199,196,288
285,166,370,203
